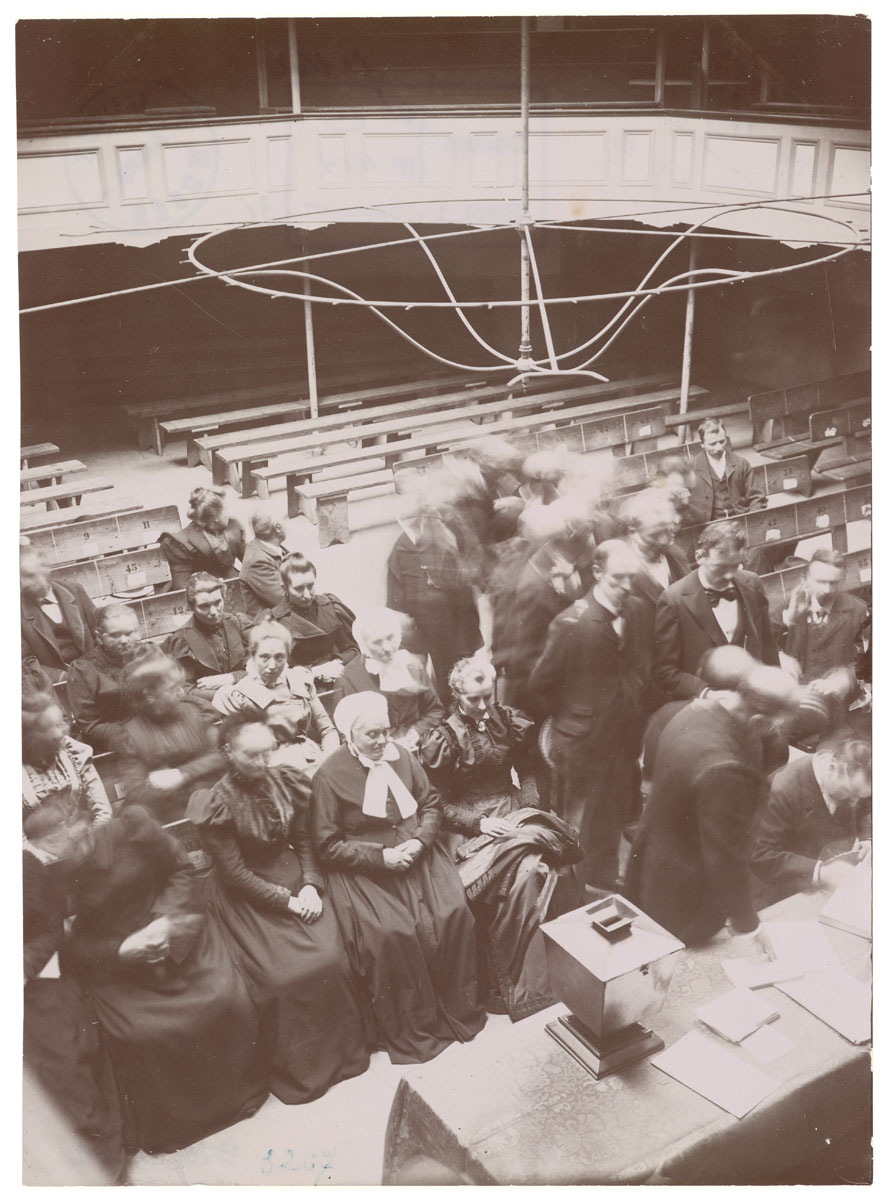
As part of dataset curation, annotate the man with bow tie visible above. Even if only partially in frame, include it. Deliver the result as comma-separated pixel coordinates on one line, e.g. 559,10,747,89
528,540,647,893
20,544,97,682
652,521,779,701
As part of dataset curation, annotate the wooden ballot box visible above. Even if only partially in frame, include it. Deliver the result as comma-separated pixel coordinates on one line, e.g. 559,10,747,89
541,895,684,1078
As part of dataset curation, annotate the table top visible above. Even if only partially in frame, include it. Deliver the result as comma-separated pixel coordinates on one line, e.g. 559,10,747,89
383,889,871,1186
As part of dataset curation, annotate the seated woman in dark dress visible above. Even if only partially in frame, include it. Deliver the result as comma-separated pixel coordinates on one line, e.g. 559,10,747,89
111,651,225,823
61,805,267,1154
160,486,246,592
333,607,443,754
23,689,112,860
419,657,582,1021
67,603,142,751
187,714,369,1103
312,692,486,1064
213,620,339,777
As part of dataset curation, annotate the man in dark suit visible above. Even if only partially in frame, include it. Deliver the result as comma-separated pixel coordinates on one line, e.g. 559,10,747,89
20,545,96,682
653,520,779,700
528,540,647,892
750,736,871,905
624,663,799,946
162,572,252,692
238,509,289,619
781,549,868,682
685,418,767,525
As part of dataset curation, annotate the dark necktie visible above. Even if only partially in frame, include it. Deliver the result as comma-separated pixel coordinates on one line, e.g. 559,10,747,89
704,585,738,607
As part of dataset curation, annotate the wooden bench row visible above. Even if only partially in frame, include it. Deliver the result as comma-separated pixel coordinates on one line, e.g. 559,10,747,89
197,371,679,484
26,505,182,566
21,496,144,532
676,484,872,559
749,370,871,477
125,363,473,454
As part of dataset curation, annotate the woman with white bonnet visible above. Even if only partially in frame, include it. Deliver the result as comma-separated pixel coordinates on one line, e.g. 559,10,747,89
333,607,443,753
311,691,485,1063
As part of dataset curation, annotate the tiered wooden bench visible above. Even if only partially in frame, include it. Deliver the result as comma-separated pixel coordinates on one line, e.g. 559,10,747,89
171,374,487,466
257,387,708,543
21,496,144,532
243,382,706,502
21,443,60,466
196,371,676,482
26,505,182,565
51,547,172,599
19,476,114,510
749,369,870,464
123,578,247,640
807,403,872,485
675,483,872,561
124,363,466,455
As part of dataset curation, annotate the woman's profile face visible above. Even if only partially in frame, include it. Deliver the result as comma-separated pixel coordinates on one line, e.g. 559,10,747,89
351,717,391,761
23,705,67,764
227,723,276,780
198,500,227,535
363,627,400,664
457,678,494,721
253,638,288,686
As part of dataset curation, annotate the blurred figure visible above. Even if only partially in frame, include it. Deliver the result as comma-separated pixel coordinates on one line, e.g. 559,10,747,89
751,736,871,905
529,540,647,892
650,455,698,527
685,418,767,524
21,545,96,682
334,607,443,753
68,603,142,751
653,521,779,700
239,509,289,618
624,664,799,945
159,486,246,592
262,554,358,684
387,500,482,705
618,489,690,711
162,573,252,693
111,652,225,823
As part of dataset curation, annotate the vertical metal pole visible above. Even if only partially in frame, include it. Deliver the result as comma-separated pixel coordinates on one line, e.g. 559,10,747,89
287,18,302,115
678,239,699,443
517,16,534,376
654,27,666,106
256,29,269,111
699,20,711,111
303,270,319,420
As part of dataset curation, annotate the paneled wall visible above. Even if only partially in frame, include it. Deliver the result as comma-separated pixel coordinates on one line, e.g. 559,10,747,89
18,113,870,252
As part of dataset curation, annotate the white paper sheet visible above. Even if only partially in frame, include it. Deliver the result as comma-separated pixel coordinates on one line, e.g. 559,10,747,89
741,1024,794,1064
776,971,872,1045
651,1030,780,1118
762,920,840,972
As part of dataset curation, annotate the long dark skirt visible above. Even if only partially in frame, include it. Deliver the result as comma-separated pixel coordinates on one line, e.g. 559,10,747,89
326,845,486,1064
87,917,268,1154
205,849,370,1104
23,977,126,1181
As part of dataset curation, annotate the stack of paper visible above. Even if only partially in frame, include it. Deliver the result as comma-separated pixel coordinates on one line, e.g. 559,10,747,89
776,971,871,1044
818,866,872,940
762,920,841,971
651,1031,780,1118
696,988,779,1044
722,957,807,991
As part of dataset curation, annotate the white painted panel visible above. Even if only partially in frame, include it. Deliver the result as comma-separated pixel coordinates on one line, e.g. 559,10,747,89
530,131,606,183
789,141,817,196
704,135,779,194
622,130,653,184
829,145,870,201
117,146,148,201
672,131,694,186
318,134,347,187
18,150,105,210
163,139,254,198
470,131,498,186
267,136,294,189
363,133,454,186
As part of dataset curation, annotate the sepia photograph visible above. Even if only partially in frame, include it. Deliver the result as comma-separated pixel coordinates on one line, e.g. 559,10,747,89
16,5,872,1187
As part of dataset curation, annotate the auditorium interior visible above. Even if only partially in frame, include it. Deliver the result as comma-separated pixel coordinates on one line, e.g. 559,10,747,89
18,14,872,1187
